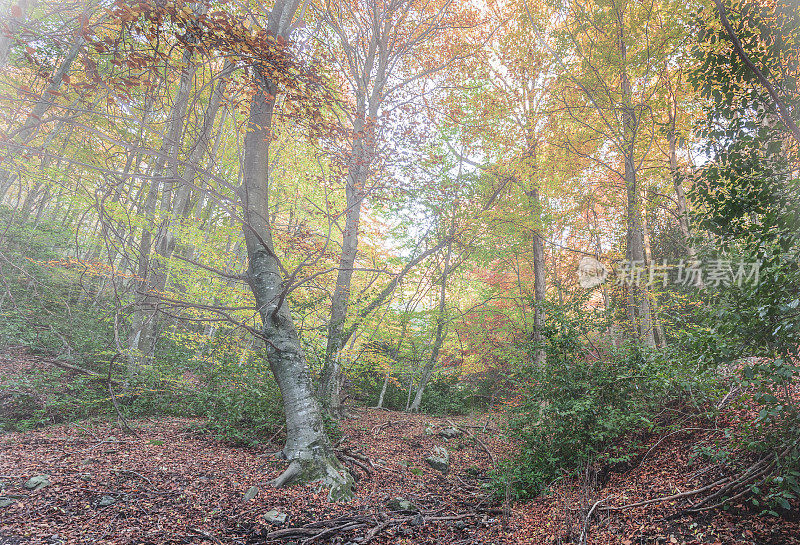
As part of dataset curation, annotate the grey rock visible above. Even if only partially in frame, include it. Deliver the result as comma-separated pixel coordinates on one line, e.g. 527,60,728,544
386,497,420,512
424,446,450,474
0,497,14,508
424,425,436,436
264,509,287,525
438,427,462,439
79,474,92,482
243,485,259,501
97,495,117,507
24,475,50,491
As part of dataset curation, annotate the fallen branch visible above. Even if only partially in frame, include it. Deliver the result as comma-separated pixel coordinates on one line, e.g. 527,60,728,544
43,358,120,386
601,476,731,511
580,496,614,545
447,419,497,468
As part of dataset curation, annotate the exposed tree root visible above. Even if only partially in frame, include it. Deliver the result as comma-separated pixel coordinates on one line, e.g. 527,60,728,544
271,454,356,502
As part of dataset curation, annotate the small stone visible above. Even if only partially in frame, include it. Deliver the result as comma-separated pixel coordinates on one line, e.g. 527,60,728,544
0,497,14,508
97,495,117,507
410,514,424,526
79,474,92,482
438,427,462,439
454,521,467,530
386,497,419,512
264,509,287,525
243,485,259,501
424,446,450,474
24,475,50,491
424,425,436,435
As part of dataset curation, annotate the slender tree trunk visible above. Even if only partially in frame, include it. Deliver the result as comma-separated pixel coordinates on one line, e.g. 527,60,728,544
642,196,666,348
0,34,83,192
321,143,365,416
523,130,547,366
667,90,697,261
321,105,376,417
376,319,408,409
0,172,16,203
618,13,655,348
410,234,453,412
19,181,41,221
129,48,197,367
527,188,546,366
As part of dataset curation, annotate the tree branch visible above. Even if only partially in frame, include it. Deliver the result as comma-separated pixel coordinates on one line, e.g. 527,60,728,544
713,0,800,145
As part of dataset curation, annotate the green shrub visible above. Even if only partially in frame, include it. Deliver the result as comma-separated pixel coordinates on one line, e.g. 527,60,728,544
420,375,489,416
499,302,702,499
189,349,284,447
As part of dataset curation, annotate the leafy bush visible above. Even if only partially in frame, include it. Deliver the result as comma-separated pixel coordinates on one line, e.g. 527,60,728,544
499,302,701,499
420,375,490,416
682,0,800,514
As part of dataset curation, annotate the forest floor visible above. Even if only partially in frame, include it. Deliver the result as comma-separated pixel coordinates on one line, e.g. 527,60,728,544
2,356,800,544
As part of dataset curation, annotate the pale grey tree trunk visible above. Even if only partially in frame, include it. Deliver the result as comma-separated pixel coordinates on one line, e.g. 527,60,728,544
523,118,546,366
318,0,452,416
667,90,698,262
619,17,655,349
0,172,17,204
376,372,390,409
410,234,453,412
643,196,666,348
128,47,197,368
0,34,83,194
239,64,352,499
528,187,547,366
321,109,370,417
321,70,384,417
234,0,353,499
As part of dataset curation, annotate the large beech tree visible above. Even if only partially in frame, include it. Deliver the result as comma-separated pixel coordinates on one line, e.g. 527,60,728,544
236,0,354,497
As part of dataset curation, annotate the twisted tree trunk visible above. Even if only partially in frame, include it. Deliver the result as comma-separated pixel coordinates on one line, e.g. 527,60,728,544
238,0,353,498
